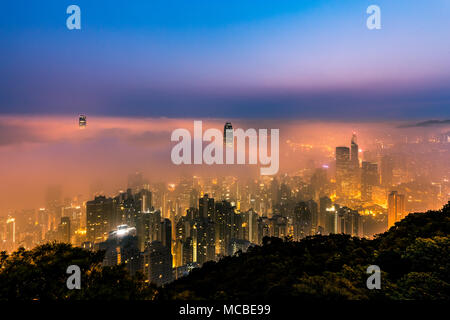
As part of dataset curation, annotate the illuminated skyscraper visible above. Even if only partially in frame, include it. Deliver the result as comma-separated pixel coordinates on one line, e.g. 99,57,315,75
143,241,173,286
388,191,406,227
307,199,319,233
361,161,379,201
335,146,350,198
381,155,394,187
139,189,152,212
293,202,312,240
136,208,164,251
336,207,363,237
178,177,195,212
349,133,361,198
325,205,338,234
243,209,258,244
86,196,115,243
311,167,328,199
336,134,361,199
192,218,215,265
100,225,141,275
79,114,87,128
58,217,71,243
149,209,162,242
319,196,332,231
214,200,235,255
199,194,214,219
6,217,16,251
174,215,193,267
350,133,359,169
45,185,62,228
136,211,151,251
224,122,233,147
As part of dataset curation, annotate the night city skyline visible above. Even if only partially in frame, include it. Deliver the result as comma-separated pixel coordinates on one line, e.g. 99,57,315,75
0,0,449,308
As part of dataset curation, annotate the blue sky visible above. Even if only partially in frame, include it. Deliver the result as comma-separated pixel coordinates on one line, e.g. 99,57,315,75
1,0,450,119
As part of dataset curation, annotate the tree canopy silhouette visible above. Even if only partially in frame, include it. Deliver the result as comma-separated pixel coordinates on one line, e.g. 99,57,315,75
160,202,450,300
0,242,157,300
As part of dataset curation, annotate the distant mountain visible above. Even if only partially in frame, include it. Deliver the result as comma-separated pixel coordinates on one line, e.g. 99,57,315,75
399,119,450,128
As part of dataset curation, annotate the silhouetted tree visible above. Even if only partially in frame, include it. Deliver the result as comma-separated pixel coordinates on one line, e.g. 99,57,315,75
0,242,157,300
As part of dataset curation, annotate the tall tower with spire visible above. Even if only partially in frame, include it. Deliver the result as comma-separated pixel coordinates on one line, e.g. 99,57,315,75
350,133,360,199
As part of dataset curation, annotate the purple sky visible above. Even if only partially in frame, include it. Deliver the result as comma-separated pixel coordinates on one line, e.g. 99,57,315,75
1,0,450,119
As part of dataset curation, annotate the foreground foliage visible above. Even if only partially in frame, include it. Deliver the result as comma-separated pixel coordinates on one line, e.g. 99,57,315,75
161,202,450,300
0,243,156,300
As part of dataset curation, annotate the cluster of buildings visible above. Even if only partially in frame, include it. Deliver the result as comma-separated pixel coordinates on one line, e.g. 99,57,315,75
0,125,448,285
334,133,407,228
81,188,365,285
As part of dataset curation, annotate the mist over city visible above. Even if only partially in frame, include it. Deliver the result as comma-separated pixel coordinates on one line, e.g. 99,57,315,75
1,115,448,248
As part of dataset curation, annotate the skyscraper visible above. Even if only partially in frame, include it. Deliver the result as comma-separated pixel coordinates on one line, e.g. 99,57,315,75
192,218,215,265
361,161,379,201
311,168,328,198
143,241,173,286
100,224,141,276
149,209,162,242
160,218,172,252
139,189,152,212
336,134,361,199
224,122,233,147
388,191,406,227
335,146,350,198
86,196,115,243
324,205,338,234
350,133,359,169
243,209,258,244
182,237,194,265
58,217,71,243
319,196,332,231
381,155,394,187
6,217,16,252
79,114,87,128
199,194,214,219
307,199,319,233
45,185,62,228
336,207,363,237
136,211,151,251
349,133,361,198
293,202,312,240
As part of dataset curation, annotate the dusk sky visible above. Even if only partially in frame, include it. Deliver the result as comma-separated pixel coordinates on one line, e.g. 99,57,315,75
1,0,450,119
1,1,450,212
